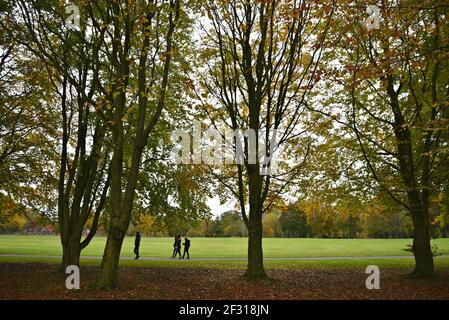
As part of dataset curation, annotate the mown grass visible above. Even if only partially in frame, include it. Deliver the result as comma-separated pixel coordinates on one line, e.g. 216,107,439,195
1,235,449,258
1,235,449,270
1,255,449,270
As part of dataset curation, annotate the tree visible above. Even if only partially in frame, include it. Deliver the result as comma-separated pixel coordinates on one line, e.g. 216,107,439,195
434,184,449,237
92,0,182,288
8,0,188,282
262,211,280,237
0,6,59,215
136,152,211,237
0,194,27,232
131,215,157,237
197,0,334,278
8,0,113,271
222,210,247,237
279,206,309,238
314,2,449,276
334,197,363,238
301,199,338,238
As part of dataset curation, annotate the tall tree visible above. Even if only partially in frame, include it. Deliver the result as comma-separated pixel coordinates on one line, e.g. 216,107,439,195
196,0,334,278
8,0,112,270
315,1,449,277
90,0,182,288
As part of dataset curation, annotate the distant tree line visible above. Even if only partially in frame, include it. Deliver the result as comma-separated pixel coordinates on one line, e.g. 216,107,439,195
188,197,449,239
2,196,448,239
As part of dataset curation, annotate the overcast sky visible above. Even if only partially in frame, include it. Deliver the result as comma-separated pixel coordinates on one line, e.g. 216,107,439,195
207,196,235,217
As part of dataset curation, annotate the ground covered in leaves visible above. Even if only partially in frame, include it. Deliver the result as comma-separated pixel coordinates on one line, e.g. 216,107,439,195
1,263,449,300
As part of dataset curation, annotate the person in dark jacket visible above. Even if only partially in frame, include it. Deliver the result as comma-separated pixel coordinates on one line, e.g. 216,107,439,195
134,232,141,259
172,235,181,258
175,234,182,259
182,237,191,259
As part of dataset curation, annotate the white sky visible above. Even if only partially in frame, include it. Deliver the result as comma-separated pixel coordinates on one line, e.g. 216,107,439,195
207,196,235,217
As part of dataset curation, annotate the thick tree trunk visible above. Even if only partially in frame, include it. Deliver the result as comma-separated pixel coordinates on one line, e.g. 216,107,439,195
245,211,266,279
96,223,128,289
59,237,81,272
411,212,434,277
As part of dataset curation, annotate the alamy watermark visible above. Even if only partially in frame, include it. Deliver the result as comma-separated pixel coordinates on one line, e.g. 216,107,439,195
170,121,282,176
365,4,381,30
65,2,80,30
365,265,380,290
65,265,80,290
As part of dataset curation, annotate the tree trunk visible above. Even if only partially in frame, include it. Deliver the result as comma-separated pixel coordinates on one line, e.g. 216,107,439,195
387,79,434,278
59,237,81,272
411,212,434,277
94,1,179,289
245,211,266,279
96,223,128,289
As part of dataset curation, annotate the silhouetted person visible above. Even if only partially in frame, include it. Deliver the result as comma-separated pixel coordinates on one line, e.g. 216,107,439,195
175,234,182,259
134,232,141,259
182,237,191,259
172,235,180,258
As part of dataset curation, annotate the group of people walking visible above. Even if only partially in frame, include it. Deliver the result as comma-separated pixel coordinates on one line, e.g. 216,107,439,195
171,234,190,259
133,232,191,260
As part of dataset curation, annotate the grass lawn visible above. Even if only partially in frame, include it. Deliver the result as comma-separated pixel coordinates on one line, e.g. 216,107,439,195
0,235,449,270
0,235,449,258
1,255,449,270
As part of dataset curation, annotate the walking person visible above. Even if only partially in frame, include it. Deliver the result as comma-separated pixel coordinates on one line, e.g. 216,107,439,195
134,232,141,260
172,235,180,258
171,235,177,258
175,234,182,259
182,236,191,259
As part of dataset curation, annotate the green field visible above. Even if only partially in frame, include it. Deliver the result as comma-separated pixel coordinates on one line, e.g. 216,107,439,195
1,235,449,270
1,235,449,258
